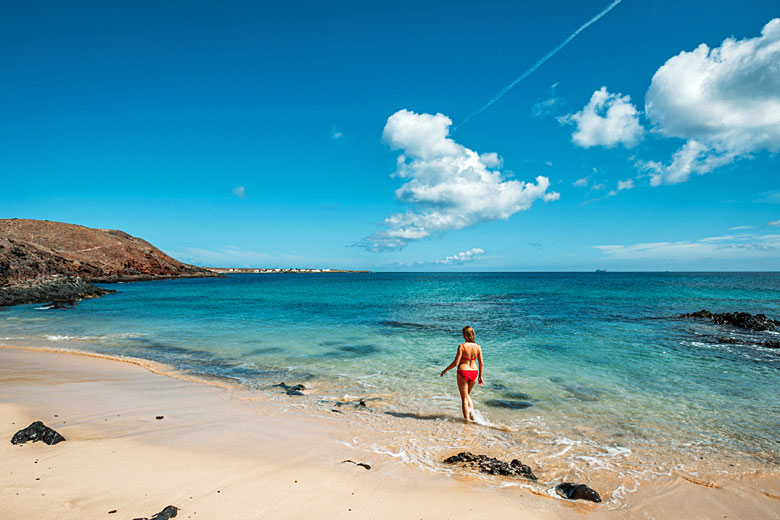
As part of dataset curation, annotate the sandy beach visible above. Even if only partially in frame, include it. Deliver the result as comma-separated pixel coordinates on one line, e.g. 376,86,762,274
1,345,778,519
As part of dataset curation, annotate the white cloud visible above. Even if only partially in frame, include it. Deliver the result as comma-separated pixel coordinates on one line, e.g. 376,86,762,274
532,96,563,117
331,125,344,140
606,178,635,197
364,109,559,251
232,185,246,198
595,233,780,260
644,18,780,185
560,87,644,148
436,248,485,265
729,225,754,230
769,220,780,227
574,177,589,187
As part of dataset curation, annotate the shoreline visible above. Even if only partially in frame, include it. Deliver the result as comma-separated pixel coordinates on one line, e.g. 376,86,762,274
2,345,779,519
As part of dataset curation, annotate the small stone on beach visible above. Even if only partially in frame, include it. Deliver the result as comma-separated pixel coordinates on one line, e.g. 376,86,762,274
11,421,65,445
132,505,179,520
555,482,602,502
155,416,164,420
342,459,371,470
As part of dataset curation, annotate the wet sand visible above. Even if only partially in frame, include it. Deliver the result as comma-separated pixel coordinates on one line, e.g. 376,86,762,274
1,345,778,519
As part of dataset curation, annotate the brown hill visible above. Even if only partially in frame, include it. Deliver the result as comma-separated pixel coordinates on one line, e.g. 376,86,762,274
0,219,219,306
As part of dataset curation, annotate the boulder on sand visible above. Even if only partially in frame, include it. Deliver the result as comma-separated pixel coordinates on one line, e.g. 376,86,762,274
443,451,537,481
11,421,65,445
555,482,602,502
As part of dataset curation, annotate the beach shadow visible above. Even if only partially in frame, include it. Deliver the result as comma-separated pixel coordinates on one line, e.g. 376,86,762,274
384,411,450,421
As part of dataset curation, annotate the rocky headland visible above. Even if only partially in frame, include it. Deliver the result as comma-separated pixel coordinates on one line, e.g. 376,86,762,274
0,219,219,307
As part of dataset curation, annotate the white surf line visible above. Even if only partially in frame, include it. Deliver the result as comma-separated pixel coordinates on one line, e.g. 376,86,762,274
455,0,624,130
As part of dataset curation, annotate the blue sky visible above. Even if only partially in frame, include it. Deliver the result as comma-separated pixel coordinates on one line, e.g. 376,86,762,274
2,0,779,270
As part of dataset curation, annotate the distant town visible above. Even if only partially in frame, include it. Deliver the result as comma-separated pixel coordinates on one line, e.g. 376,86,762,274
206,267,371,274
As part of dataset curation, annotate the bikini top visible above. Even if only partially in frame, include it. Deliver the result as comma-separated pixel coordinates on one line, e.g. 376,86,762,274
460,344,479,361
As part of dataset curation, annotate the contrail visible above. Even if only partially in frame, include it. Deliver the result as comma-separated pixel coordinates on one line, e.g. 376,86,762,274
455,0,623,130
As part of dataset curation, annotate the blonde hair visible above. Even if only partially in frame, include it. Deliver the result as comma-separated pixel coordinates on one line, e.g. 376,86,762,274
462,325,475,343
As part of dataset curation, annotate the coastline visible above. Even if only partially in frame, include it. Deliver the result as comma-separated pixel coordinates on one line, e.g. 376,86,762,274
1,345,778,519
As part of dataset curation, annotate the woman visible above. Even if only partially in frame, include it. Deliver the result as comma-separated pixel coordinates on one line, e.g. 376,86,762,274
440,325,483,422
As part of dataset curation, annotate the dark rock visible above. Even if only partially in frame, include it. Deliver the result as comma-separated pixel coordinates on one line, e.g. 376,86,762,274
133,505,179,520
274,382,306,395
155,416,164,420
716,337,741,344
555,482,602,503
680,310,780,332
341,459,371,470
484,399,532,409
763,340,780,349
11,421,65,445
0,275,114,308
333,398,368,408
443,452,537,481
502,391,531,400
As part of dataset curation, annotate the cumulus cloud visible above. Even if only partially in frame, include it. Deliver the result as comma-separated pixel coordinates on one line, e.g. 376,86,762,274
436,248,485,265
364,109,559,251
644,18,780,185
232,185,246,198
573,177,589,187
560,87,644,148
595,233,780,260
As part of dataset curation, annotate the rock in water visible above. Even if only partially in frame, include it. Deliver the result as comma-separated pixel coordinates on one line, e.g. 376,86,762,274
11,421,65,445
133,505,179,520
680,310,780,332
443,452,537,481
555,482,602,503
274,382,307,395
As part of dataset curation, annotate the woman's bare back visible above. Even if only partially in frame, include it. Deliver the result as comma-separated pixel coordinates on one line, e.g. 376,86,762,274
458,342,480,371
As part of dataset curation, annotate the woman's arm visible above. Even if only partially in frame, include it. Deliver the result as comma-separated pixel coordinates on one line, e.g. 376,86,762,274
477,347,484,385
440,345,463,377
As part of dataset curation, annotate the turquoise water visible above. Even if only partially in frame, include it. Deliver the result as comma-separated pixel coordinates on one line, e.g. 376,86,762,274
2,273,779,500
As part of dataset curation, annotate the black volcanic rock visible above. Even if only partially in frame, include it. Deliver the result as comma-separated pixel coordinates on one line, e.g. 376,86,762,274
680,310,780,332
443,451,537,481
0,275,114,307
555,482,602,502
133,505,179,520
0,218,219,307
11,421,65,445
274,382,307,395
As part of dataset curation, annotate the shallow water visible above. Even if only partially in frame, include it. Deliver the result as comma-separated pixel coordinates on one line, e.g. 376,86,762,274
2,272,779,504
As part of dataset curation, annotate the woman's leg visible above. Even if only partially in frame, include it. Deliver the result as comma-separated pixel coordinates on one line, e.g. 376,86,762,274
456,374,471,421
466,379,477,419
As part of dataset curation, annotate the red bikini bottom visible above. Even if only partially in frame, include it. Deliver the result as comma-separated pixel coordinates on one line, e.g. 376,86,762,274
457,369,478,382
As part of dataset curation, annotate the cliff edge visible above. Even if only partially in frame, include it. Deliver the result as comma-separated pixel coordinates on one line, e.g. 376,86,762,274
0,219,219,307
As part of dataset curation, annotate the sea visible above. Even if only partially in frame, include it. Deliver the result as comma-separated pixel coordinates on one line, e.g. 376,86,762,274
2,272,779,505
